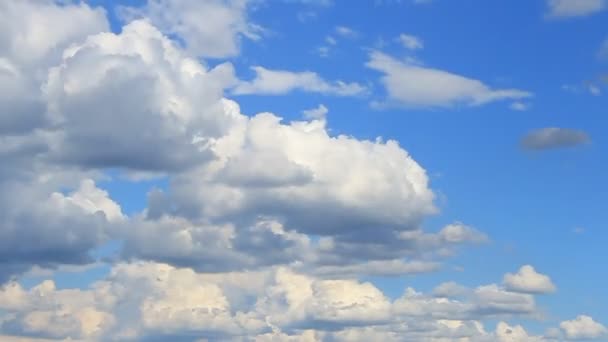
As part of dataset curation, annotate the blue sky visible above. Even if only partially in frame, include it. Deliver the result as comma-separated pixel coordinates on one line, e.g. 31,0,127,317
0,0,607,341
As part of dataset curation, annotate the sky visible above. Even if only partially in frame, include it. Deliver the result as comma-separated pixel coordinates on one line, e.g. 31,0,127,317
0,0,607,341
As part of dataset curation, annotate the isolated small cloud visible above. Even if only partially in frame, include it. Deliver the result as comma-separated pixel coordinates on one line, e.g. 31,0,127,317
546,0,606,18
503,265,556,294
520,127,591,150
439,223,488,244
560,315,608,340
572,227,586,234
398,33,424,50
233,66,366,96
302,104,329,119
335,25,358,38
510,102,530,111
366,51,531,108
588,84,602,95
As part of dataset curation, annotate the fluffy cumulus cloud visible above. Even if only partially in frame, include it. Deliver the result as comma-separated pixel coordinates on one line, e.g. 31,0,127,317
520,127,591,150
45,20,238,171
0,0,470,284
0,173,121,283
546,0,607,18
560,315,608,340
503,265,556,294
2,261,595,341
233,66,366,96
366,51,532,108
0,0,108,135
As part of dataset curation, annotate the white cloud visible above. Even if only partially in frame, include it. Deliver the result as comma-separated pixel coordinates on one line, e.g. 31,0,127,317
546,0,606,18
495,321,545,342
473,284,537,316
233,66,366,96
560,315,608,340
120,0,261,58
0,171,117,283
0,260,593,341
398,33,424,50
0,280,114,339
0,3,599,341
589,84,602,95
45,20,238,171
302,104,329,119
316,46,331,57
0,0,108,135
433,282,469,298
158,108,436,241
366,51,532,108
503,265,557,294
439,223,488,244
335,25,358,38
54,179,124,222
510,102,530,111
0,0,108,66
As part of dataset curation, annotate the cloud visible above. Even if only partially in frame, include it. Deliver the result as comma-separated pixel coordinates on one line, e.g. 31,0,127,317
0,0,469,283
335,26,358,38
366,51,532,108
433,282,469,298
495,321,545,342
503,265,557,294
0,279,113,339
0,0,108,135
0,261,572,341
233,66,366,96
560,315,608,340
0,177,118,283
599,37,608,60
398,33,424,50
472,284,537,316
439,223,489,244
119,0,261,58
546,0,606,18
520,128,591,150
302,104,329,119
44,20,238,171
0,2,599,340
152,110,437,241
510,102,530,111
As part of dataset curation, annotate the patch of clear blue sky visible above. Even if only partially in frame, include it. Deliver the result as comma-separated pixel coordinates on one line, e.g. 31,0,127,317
56,0,607,329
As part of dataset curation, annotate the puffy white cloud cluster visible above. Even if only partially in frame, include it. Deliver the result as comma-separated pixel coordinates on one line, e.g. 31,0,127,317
0,0,480,290
2,262,601,341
